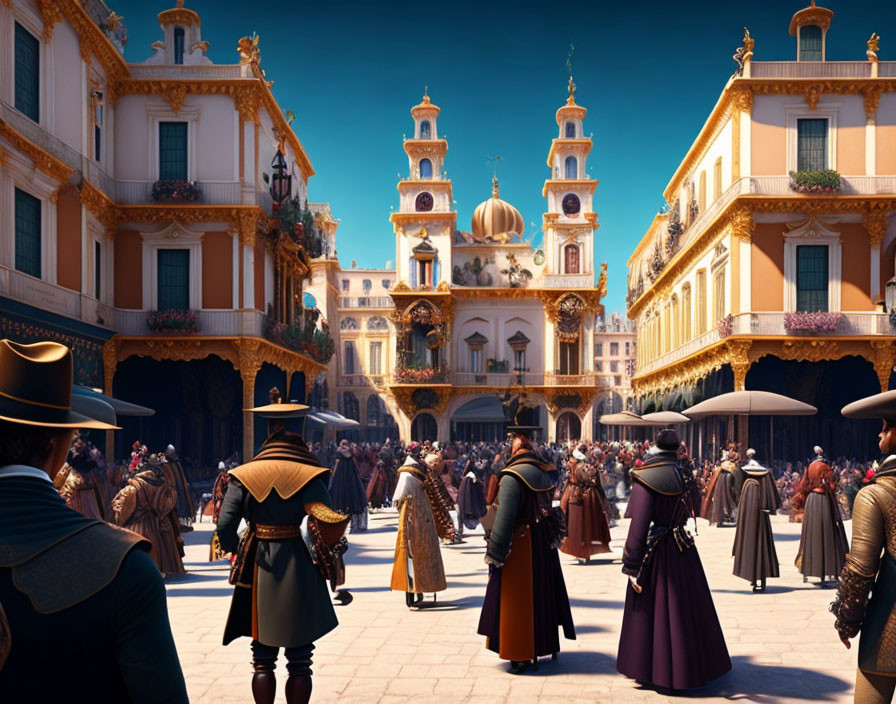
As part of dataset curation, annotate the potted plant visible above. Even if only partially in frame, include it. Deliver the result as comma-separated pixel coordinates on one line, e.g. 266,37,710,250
151,179,202,203
788,170,841,195
147,309,199,334
717,315,734,338
783,311,842,335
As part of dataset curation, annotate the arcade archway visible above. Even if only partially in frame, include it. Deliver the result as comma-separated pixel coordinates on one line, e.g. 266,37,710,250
556,411,581,443
411,412,438,442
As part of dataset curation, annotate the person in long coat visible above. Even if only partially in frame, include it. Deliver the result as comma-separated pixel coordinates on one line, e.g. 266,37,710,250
366,459,392,509
163,444,195,531
794,447,848,585
457,460,487,538
700,450,738,526
732,448,781,592
54,434,108,521
832,391,896,704
217,393,349,704
390,453,447,607
477,429,575,673
559,448,612,562
112,457,186,577
329,439,368,532
617,429,731,690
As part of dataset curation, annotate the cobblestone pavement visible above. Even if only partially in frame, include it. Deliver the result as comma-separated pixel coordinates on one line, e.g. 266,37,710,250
167,509,858,703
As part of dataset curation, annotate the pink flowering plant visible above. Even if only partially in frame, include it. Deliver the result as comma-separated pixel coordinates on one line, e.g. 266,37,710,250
393,364,448,383
151,180,202,203
148,309,199,334
784,311,842,334
788,170,841,195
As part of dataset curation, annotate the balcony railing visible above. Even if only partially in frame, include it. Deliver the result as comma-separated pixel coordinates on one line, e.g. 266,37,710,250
748,61,878,79
339,296,394,309
0,267,117,329
452,371,607,387
636,311,891,378
115,180,244,205
543,273,594,289
128,65,244,80
115,309,266,337
1,101,82,171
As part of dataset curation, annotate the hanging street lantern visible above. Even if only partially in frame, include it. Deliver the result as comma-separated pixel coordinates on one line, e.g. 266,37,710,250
270,149,291,204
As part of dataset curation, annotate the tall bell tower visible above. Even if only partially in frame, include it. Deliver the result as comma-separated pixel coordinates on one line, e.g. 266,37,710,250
390,92,455,290
541,78,598,286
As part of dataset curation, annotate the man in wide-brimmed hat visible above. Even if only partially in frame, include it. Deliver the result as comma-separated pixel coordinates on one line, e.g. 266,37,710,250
0,340,187,701
833,390,896,704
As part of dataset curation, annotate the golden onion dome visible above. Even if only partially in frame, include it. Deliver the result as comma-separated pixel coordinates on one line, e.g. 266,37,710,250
411,93,441,118
159,0,200,27
471,178,524,242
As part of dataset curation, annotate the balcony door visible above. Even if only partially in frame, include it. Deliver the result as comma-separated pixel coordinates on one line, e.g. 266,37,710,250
157,249,189,310
558,341,579,375
159,122,188,180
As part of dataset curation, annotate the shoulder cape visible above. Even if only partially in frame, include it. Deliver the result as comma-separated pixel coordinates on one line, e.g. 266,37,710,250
631,454,683,496
500,451,555,492
0,476,148,613
230,432,329,501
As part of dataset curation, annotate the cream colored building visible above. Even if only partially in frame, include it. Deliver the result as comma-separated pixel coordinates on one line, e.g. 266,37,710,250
626,3,896,459
593,313,636,434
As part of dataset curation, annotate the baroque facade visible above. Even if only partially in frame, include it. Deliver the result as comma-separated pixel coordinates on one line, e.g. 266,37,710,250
626,3,896,459
309,85,608,444
1,0,334,463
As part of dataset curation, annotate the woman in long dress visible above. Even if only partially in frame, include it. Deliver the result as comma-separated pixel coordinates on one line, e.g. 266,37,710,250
700,451,738,526
390,455,447,607
794,447,849,585
559,450,612,562
329,439,368,532
732,449,781,592
617,430,731,690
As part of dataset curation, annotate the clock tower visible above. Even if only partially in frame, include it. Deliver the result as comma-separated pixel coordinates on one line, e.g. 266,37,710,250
391,92,456,289
541,78,598,287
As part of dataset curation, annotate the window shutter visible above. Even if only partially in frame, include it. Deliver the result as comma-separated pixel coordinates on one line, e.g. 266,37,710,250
434,258,441,284
159,122,188,180
14,23,39,122
157,249,190,310
796,245,828,312
799,25,823,61
797,119,827,172
14,189,41,278
410,258,417,287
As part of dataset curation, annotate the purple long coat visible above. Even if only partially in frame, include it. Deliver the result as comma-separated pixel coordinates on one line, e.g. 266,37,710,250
617,475,731,690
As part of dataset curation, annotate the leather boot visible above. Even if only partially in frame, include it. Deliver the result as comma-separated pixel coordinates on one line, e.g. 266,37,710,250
285,675,312,704
251,672,276,704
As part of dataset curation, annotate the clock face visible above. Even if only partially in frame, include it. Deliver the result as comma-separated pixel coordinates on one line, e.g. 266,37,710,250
562,193,581,215
533,248,545,266
415,192,434,212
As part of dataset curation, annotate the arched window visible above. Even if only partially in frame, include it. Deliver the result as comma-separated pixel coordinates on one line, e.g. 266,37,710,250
681,283,692,341
415,192,433,212
367,316,388,330
362,279,372,294
564,244,580,274
565,156,577,179
173,26,185,65
367,395,386,427
565,121,576,138
799,25,823,61
419,158,432,179
420,120,431,139
340,317,359,330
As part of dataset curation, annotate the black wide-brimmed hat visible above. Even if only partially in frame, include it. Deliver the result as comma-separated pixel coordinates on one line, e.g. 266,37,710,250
842,390,896,420
0,340,118,430
247,386,309,420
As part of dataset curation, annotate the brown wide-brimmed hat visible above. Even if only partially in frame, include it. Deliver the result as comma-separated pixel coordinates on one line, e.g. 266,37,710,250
246,386,309,420
842,390,896,420
0,340,118,429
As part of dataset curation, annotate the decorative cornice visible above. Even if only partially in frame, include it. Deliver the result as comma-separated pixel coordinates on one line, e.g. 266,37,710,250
79,182,118,239
865,210,889,246
56,0,130,96
0,120,75,183
36,0,64,42
728,206,755,241
863,84,886,119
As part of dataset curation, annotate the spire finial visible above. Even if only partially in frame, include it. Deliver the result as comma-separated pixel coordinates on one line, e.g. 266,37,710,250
485,154,502,196
566,43,576,105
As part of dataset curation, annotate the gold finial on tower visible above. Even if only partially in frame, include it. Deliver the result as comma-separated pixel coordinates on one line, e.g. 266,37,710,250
492,176,499,198
566,43,577,105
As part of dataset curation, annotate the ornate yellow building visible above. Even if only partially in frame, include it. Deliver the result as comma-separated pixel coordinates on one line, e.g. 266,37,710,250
1,0,332,463
627,4,896,458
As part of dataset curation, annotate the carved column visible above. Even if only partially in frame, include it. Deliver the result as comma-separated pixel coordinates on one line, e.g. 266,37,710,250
865,211,888,302
239,340,263,461
727,340,753,392
102,337,119,460
871,340,896,392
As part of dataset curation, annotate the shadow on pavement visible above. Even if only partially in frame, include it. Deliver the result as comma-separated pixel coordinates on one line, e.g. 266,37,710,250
569,597,626,610
165,587,234,597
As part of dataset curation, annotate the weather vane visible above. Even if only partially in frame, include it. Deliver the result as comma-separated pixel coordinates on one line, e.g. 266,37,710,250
485,154,502,178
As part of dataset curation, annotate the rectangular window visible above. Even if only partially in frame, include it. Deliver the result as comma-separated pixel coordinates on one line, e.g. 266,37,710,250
698,170,707,213
799,25,823,61
614,375,621,386
695,270,707,335
595,342,603,357
796,245,829,312
157,249,190,310
610,361,619,373
14,188,41,278
558,341,579,375
514,349,526,371
595,360,602,372
15,23,39,122
713,272,726,323
624,341,631,356
797,118,827,171
713,158,723,200
173,26,185,65
610,342,619,356
343,341,356,374
93,92,104,162
94,241,102,299
369,341,382,375
469,348,481,373
159,122,188,180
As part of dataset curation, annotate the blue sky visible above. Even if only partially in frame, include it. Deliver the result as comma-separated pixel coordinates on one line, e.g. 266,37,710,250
112,0,896,314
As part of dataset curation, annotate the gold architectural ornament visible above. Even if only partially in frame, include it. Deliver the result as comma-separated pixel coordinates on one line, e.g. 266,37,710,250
863,84,885,119
237,209,259,247
871,340,896,392
237,35,260,65
0,145,7,166
436,280,451,292
868,33,881,62
54,0,129,94
780,339,840,363
864,210,889,246
789,1,834,36
727,340,752,391
728,206,755,241
731,88,754,114
163,83,188,114
0,121,75,184
392,281,411,292
804,84,823,111
158,0,201,28
742,28,755,61
36,0,64,42
102,337,120,395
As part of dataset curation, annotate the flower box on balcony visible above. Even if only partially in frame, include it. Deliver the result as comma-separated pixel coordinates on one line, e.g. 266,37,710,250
784,311,842,335
151,179,202,203
486,359,509,373
148,309,199,334
788,170,841,195
717,315,734,338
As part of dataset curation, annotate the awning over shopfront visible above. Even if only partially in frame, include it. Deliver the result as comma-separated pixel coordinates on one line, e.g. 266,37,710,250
451,396,507,423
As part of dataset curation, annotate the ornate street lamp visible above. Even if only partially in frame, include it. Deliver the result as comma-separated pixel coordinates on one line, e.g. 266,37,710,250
270,150,291,204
